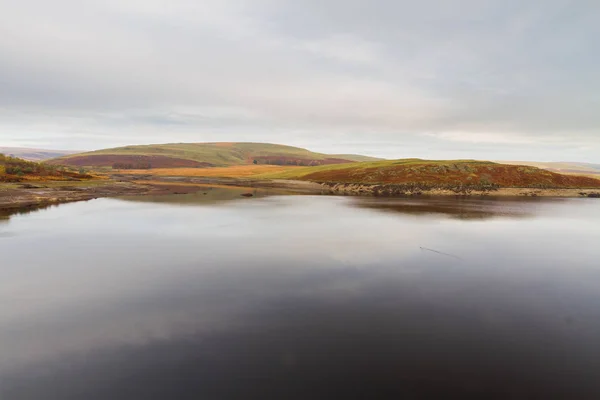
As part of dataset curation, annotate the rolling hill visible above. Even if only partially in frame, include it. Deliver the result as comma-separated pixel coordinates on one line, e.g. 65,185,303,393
0,147,79,161
258,159,600,189
50,143,383,169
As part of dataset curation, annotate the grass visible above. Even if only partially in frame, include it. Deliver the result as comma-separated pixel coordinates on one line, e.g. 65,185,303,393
116,165,298,178
35,180,111,187
0,183,20,190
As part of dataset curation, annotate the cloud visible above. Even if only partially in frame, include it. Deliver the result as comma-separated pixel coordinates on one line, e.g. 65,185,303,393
0,0,598,161
297,34,385,65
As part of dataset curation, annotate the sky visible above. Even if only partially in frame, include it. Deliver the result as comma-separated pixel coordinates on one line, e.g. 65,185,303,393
0,0,598,161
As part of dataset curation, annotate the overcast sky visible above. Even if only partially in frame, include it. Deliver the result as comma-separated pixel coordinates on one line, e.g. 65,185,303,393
0,0,598,161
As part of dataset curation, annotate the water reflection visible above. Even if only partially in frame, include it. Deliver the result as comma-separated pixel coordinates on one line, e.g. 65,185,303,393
119,184,295,206
351,197,548,220
1,193,600,399
0,204,56,225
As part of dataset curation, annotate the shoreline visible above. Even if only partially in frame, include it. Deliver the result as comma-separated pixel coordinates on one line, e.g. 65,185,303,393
316,182,600,198
120,175,600,198
0,180,217,213
2,176,599,213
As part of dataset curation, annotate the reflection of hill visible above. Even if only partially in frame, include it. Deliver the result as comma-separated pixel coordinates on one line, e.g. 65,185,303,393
351,197,537,220
118,185,290,206
0,204,55,224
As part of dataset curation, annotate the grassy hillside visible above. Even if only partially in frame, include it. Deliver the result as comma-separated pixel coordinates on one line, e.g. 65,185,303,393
258,159,600,189
0,153,92,182
51,142,382,168
0,147,78,161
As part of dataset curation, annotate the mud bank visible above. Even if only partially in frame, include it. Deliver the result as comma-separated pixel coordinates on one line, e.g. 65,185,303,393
114,174,600,198
0,181,210,212
113,174,327,193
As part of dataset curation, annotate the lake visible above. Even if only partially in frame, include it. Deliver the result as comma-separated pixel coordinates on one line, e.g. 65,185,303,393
1,189,600,399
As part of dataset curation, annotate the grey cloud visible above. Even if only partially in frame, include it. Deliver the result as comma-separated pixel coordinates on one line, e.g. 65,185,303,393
0,0,598,161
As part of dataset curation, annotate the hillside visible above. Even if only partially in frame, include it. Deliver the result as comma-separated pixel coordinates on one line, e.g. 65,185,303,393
258,159,600,189
50,142,383,169
0,147,79,161
0,153,92,182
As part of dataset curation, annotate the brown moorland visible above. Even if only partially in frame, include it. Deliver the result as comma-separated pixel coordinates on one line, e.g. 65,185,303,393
259,160,600,189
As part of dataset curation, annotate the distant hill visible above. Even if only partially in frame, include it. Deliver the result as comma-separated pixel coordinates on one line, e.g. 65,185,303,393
500,161,600,177
259,159,600,189
0,147,79,161
49,142,383,169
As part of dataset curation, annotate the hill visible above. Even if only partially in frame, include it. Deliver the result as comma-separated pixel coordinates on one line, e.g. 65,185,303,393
0,147,79,161
258,159,600,189
49,142,382,169
0,153,92,182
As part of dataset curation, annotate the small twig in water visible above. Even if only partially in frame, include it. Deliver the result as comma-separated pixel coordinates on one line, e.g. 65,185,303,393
420,246,463,261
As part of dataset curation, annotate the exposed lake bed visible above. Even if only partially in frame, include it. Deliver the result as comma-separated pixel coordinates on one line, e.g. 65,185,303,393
2,191,600,399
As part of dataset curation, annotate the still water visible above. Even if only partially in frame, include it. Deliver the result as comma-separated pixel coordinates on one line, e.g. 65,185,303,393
1,189,600,399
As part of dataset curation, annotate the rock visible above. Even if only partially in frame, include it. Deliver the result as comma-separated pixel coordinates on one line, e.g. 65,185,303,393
241,193,254,197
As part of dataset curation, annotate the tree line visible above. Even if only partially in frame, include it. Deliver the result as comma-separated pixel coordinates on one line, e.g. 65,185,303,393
0,153,87,180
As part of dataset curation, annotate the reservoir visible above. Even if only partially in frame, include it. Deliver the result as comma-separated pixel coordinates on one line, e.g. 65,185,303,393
1,190,600,399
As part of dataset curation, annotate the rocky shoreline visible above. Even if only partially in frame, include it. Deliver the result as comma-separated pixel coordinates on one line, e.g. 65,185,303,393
318,182,600,198
124,175,600,198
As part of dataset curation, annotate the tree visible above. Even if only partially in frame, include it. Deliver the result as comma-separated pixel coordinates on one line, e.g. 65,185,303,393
79,167,86,175
253,159,258,164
